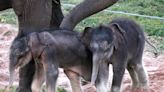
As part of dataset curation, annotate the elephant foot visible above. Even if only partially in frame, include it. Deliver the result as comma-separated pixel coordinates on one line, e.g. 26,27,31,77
123,85,152,92
83,83,96,92
131,87,151,92
16,87,32,92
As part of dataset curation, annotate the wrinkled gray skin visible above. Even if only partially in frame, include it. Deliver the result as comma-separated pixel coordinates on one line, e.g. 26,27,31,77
9,31,93,92
81,18,149,92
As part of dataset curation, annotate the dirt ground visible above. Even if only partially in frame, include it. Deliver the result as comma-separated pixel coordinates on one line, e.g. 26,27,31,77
0,24,164,92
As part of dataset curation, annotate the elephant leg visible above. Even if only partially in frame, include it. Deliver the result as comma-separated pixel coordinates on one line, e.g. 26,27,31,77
44,64,58,92
16,61,35,92
40,47,59,92
95,63,109,92
134,63,149,88
111,62,126,92
127,63,140,88
31,63,45,92
50,0,64,29
64,70,83,92
42,62,58,92
130,51,149,89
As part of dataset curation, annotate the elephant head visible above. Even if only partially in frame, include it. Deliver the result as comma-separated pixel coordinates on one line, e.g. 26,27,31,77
81,23,125,84
9,36,31,87
9,32,46,87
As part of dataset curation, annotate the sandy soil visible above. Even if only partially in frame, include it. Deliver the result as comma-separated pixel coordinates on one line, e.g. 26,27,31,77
0,24,164,92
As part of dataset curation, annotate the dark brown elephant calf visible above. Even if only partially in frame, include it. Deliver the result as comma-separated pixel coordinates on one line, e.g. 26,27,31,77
9,30,93,92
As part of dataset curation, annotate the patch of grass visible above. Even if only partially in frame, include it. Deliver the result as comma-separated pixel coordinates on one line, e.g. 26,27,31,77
110,0,164,17
57,87,67,92
0,86,16,92
0,87,66,92
0,9,17,24
148,36,164,53
74,12,164,37
62,0,81,4
61,0,164,36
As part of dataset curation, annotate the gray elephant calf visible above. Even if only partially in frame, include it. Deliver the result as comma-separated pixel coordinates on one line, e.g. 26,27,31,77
9,30,94,92
81,18,149,92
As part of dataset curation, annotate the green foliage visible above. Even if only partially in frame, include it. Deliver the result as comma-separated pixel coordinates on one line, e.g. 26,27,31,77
75,12,164,37
110,0,164,37
57,87,67,92
0,9,17,24
112,0,164,17
0,87,66,92
0,86,16,92
61,0,81,4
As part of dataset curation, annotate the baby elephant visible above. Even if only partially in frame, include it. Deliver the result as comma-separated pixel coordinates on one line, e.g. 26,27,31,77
81,18,149,92
9,30,93,92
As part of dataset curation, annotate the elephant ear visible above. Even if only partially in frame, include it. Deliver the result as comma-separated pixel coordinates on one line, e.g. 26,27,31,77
109,23,125,50
18,37,30,56
81,27,93,44
27,32,46,58
82,27,93,37
12,0,23,16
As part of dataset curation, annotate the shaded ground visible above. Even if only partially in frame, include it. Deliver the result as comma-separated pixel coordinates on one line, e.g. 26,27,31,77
0,24,164,92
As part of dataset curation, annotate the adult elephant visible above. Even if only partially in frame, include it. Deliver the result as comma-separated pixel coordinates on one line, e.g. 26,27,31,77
0,0,63,31
1,0,118,92
11,0,64,92
1,0,63,92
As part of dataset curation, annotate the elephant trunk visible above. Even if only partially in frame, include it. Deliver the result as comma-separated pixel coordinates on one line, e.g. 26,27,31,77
8,56,18,88
60,0,118,30
9,63,15,88
91,53,101,84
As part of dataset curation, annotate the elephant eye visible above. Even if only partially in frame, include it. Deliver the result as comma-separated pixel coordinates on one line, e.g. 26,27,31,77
89,43,99,51
17,54,24,60
15,49,20,54
100,41,110,51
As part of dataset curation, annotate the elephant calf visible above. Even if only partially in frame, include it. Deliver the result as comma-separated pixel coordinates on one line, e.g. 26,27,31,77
81,18,149,92
9,30,94,92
